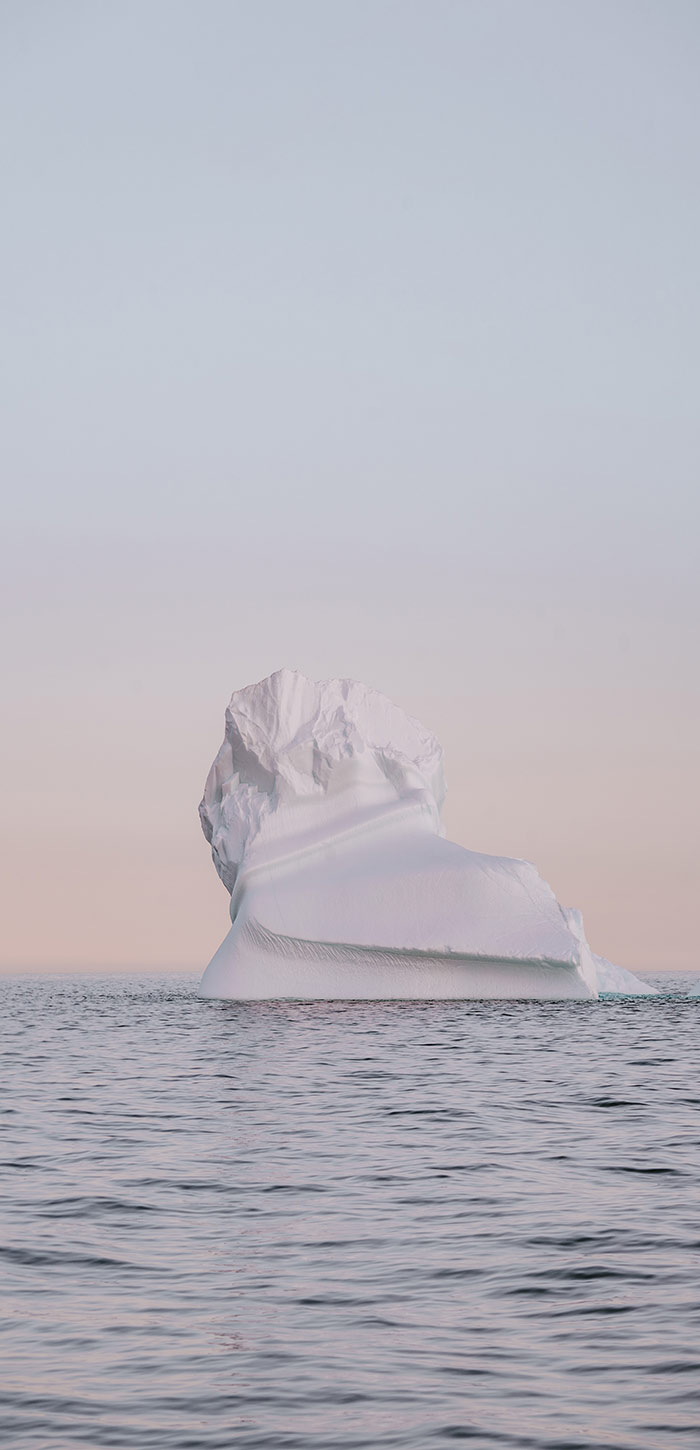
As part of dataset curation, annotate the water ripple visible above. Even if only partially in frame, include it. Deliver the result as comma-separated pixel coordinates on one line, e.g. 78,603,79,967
1,970,699,1449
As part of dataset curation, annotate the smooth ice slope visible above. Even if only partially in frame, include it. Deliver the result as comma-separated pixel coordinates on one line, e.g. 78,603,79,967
199,670,654,1000
592,953,657,996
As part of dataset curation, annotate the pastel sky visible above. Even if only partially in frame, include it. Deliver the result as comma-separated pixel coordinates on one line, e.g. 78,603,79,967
2,1,698,972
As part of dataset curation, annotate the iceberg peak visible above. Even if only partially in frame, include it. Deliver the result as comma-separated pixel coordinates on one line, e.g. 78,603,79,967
199,668,445,894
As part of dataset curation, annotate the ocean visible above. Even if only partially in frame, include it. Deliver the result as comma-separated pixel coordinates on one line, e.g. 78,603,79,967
2,972,699,1450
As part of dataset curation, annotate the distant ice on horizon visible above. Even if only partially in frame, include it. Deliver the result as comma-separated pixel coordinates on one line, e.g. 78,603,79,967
199,670,656,1001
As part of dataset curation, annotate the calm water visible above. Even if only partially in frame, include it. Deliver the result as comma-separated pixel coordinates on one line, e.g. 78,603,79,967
2,973,700,1450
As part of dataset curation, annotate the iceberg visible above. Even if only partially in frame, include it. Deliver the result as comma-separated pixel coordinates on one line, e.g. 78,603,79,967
199,670,655,1001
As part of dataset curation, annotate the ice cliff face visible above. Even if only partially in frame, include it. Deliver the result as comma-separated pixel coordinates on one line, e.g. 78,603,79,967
199,670,655,1001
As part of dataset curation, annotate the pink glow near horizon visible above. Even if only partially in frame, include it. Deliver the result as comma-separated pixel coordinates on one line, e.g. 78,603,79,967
3,543,697,972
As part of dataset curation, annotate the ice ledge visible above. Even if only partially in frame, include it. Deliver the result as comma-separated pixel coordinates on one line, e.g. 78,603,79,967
200,919,599,1001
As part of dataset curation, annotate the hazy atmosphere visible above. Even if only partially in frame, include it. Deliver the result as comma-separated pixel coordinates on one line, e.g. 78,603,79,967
3,0,698,973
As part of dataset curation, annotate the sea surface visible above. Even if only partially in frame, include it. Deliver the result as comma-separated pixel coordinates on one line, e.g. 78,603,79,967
2,972,700,1450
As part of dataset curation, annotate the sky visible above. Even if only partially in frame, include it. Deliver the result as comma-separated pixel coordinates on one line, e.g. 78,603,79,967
1,0,698,973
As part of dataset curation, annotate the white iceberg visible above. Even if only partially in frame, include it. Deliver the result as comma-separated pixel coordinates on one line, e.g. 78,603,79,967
199,670,655,1001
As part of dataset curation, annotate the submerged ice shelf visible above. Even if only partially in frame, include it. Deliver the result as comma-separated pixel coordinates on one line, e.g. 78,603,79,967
199,670,655,1001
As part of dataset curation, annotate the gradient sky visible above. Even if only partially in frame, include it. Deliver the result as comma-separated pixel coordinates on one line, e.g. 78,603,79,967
2,0,698,972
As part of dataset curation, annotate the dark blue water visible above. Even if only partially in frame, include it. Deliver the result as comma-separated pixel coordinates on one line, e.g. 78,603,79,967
2,973,699,1450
